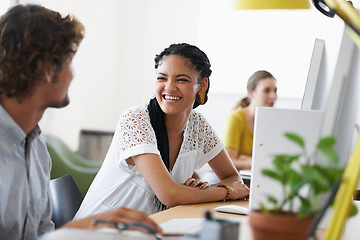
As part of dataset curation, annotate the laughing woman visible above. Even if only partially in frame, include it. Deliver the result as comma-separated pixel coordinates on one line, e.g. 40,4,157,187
75,43,249,217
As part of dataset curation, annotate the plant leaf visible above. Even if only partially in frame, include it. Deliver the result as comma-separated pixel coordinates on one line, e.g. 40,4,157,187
288,170,306,197
313,164,343,185
266,195,280,212
259,202,270,214
317,136,336,149
285,132,305,149
298,196,316,218
316,136,338,164
349,203,358,217
272,154,300,172
262,169,285,184
319,148,339,164
267,195,278,205
301,165,330,195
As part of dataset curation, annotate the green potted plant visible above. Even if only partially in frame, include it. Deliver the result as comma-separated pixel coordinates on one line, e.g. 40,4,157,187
248,132,357,240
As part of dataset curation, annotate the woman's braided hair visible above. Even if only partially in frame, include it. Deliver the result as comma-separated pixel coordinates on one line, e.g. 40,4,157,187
148,43,212,211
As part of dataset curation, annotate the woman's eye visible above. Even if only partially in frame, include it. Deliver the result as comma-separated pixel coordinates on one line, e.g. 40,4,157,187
157,77,166,81
178,78,189,82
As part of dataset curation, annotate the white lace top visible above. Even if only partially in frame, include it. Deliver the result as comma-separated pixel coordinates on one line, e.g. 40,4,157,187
74,103,224,217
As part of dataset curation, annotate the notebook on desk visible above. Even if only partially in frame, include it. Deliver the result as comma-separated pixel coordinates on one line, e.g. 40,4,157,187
248,107,324,211
159,218,204,236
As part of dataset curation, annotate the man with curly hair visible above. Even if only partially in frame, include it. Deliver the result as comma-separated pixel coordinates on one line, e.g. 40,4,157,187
0,4,160,240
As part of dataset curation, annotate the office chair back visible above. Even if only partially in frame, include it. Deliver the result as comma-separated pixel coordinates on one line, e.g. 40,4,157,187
44,135,102,196
49,174,84,228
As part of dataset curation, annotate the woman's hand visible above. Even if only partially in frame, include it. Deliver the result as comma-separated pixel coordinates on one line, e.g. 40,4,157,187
183,178,209,190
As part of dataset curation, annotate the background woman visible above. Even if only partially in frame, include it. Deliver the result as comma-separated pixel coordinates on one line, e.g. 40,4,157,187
223,70,277,170
75,43,249,217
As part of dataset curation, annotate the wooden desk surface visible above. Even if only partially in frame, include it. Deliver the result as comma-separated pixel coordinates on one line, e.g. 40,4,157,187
149,200,331,240
150,200,252,240
150,200,249,224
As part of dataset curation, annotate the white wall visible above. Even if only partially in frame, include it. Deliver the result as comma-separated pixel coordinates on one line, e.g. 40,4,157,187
7,0,354,150
194,0,346,138
18,0,201,150
0,1,12,14
197,0,345,97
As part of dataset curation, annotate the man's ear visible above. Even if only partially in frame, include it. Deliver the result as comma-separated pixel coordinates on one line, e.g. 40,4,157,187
200,77,209,92
45,71,53,83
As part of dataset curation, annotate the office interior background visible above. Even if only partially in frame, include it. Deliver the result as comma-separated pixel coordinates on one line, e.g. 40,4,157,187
1,0,358,153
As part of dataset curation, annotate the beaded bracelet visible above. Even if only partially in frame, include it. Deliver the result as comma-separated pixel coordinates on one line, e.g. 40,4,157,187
217,184,230,201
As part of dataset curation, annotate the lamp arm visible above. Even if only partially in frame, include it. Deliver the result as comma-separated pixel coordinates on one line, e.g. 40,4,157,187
324,0,360,31
324,0,360,47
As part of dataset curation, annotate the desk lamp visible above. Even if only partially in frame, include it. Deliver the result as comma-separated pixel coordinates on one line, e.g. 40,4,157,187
232,0,310,9
313,0,360,47
233,0,360,46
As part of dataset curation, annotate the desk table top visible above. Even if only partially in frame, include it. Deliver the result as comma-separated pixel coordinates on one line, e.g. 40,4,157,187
150,200,249,224
150,200,252,239
149,200,332,240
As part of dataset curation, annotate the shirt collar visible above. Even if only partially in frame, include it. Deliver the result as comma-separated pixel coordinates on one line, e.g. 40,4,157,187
0,104,41,146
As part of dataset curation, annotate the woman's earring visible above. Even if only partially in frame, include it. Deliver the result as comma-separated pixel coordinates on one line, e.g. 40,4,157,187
196,91,208,105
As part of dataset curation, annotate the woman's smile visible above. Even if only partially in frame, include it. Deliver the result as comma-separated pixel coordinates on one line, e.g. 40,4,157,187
163,94,181,101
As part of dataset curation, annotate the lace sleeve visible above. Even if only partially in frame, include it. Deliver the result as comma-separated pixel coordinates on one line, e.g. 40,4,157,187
198,113,223,155
116,105,158,154
184,111,224,156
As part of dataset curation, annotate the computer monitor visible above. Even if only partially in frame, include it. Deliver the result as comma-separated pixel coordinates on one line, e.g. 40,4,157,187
320,27,360,167
250,25,360,213
301,38,327,111
301,26,360,167
304,26,360,229
249,107,324,211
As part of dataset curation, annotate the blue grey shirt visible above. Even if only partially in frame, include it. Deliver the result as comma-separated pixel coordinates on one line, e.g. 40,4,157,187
0,104,54,239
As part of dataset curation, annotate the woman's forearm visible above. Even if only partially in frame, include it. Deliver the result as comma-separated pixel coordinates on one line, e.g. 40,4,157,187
163,184,229,207
214,173,243,185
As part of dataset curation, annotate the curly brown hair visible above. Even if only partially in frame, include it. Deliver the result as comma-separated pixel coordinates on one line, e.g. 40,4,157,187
0,4,85,101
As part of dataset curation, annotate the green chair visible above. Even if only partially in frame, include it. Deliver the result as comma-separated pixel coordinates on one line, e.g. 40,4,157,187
44,135,102,196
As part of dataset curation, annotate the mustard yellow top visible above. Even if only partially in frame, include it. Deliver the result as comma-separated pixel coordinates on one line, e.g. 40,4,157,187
222,108,253,157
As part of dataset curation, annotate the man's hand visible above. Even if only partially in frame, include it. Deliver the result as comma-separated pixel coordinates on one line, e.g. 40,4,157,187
61,207,162,234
